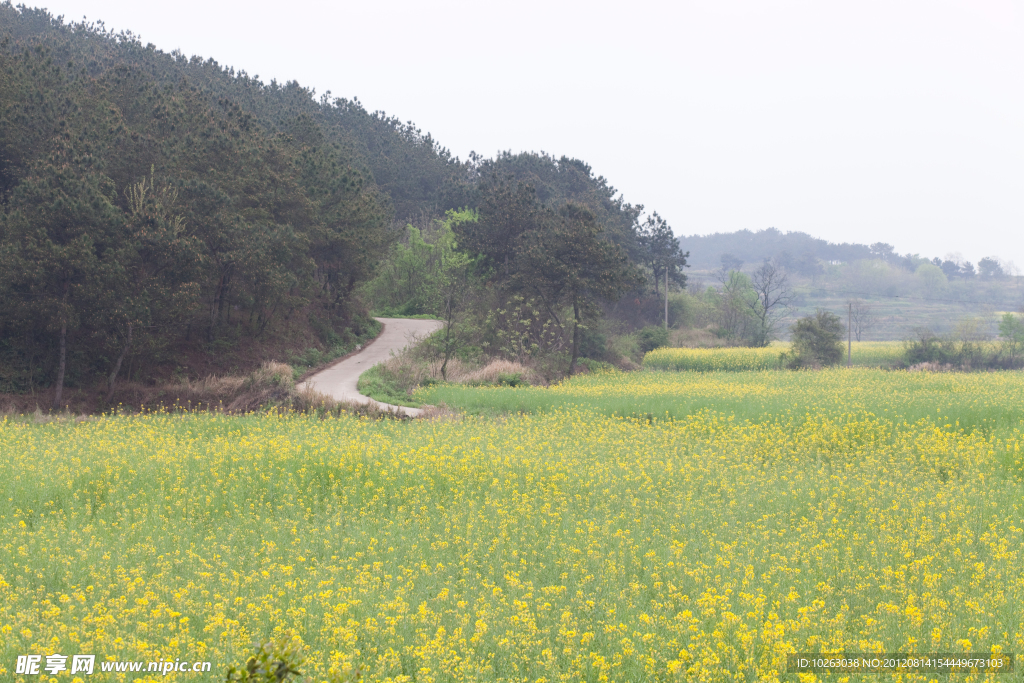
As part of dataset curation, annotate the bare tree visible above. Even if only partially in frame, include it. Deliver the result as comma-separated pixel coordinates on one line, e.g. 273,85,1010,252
746,259,792,347
848,298,876,342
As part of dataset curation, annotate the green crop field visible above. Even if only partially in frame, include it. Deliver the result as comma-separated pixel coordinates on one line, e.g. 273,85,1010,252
3,366,1023,681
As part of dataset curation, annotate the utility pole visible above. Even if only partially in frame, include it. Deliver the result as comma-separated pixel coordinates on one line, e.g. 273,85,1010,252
847,301,852,367
664,267,669,329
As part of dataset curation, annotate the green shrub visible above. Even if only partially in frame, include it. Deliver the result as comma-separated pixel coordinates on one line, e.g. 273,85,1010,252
225,637,358,683
497,372,528,387
578,327,608,359
608,332,641,364
638,326,670,354
787,310,844,368
225,638,305,683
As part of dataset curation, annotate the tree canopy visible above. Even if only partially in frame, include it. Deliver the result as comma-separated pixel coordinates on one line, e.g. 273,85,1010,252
0,2,688,394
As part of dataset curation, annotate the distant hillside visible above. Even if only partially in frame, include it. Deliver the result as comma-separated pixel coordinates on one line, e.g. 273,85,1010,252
675,227,1023,342
681,228,875,271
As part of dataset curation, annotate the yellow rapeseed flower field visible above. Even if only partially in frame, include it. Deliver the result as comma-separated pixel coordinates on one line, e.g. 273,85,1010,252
643,341,909,372
2,368,1023,682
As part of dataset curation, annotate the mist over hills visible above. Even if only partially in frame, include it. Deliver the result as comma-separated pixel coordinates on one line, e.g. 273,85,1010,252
681,228,871,271
678,227,1007,276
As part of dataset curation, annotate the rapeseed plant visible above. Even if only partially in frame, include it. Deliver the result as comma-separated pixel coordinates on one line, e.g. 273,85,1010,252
642,341,908,372
1,369,1021,681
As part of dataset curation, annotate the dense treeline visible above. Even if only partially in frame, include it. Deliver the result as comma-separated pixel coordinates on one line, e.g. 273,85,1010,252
361,157,689,374
0,4,421,402
1,3,688,400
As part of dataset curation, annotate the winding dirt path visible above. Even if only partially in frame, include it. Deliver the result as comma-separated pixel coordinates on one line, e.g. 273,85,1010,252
296,317,443,417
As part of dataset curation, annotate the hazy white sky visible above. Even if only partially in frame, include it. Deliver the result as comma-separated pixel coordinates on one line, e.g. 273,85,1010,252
32,0,1024,266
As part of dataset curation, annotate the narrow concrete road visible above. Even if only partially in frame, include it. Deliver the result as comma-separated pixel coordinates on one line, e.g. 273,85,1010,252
297,317,443,417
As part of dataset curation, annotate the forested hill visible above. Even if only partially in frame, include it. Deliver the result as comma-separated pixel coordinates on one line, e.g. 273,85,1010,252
0,2,471,403
0,3,680,404
681,228,875,271
0,4,465,218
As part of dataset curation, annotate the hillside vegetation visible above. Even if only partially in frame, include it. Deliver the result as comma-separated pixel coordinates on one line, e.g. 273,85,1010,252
0,4,421,404
0,3,685,408
4,2,1021,413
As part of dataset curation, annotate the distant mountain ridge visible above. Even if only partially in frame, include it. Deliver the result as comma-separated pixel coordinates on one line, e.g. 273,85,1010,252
679,228,876,270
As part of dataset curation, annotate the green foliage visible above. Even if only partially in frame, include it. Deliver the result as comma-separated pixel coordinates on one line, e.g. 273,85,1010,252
901,320,1001,369
636,212,688,293
485,295,564,363
0,7,400,393
225,638,304,683
998,313,1024,363
225,637,359,683
608,332,641,365
575,358,617,374
473,153,641,255
787,310,845,368
637,326,670,354
356,363,422,408
512,203,644,372
369,310,440,320
904,330,959,367
577,326,608,360
979,257,1006,279
363,224,437,315
666,291,710,329
710,271,759,342
914,263,948,290
361,209,479,318
496,372,528,387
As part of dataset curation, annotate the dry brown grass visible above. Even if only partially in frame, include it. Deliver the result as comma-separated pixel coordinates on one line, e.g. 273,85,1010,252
907,362,956,372
616,356,640,371
100,361,407,419
669,327,743,348
443,358,543,385
379,354,545,389
417,403,459,421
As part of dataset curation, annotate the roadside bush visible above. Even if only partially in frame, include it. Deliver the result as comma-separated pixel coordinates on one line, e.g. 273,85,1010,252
905,330,959,367
638,326,670,354
786,310,845,368
578,327,609,360
496,372,527,387
902,320,1012,370
608,332,641,366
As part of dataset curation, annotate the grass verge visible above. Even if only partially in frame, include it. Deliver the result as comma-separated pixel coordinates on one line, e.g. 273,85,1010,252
357,364,424,408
